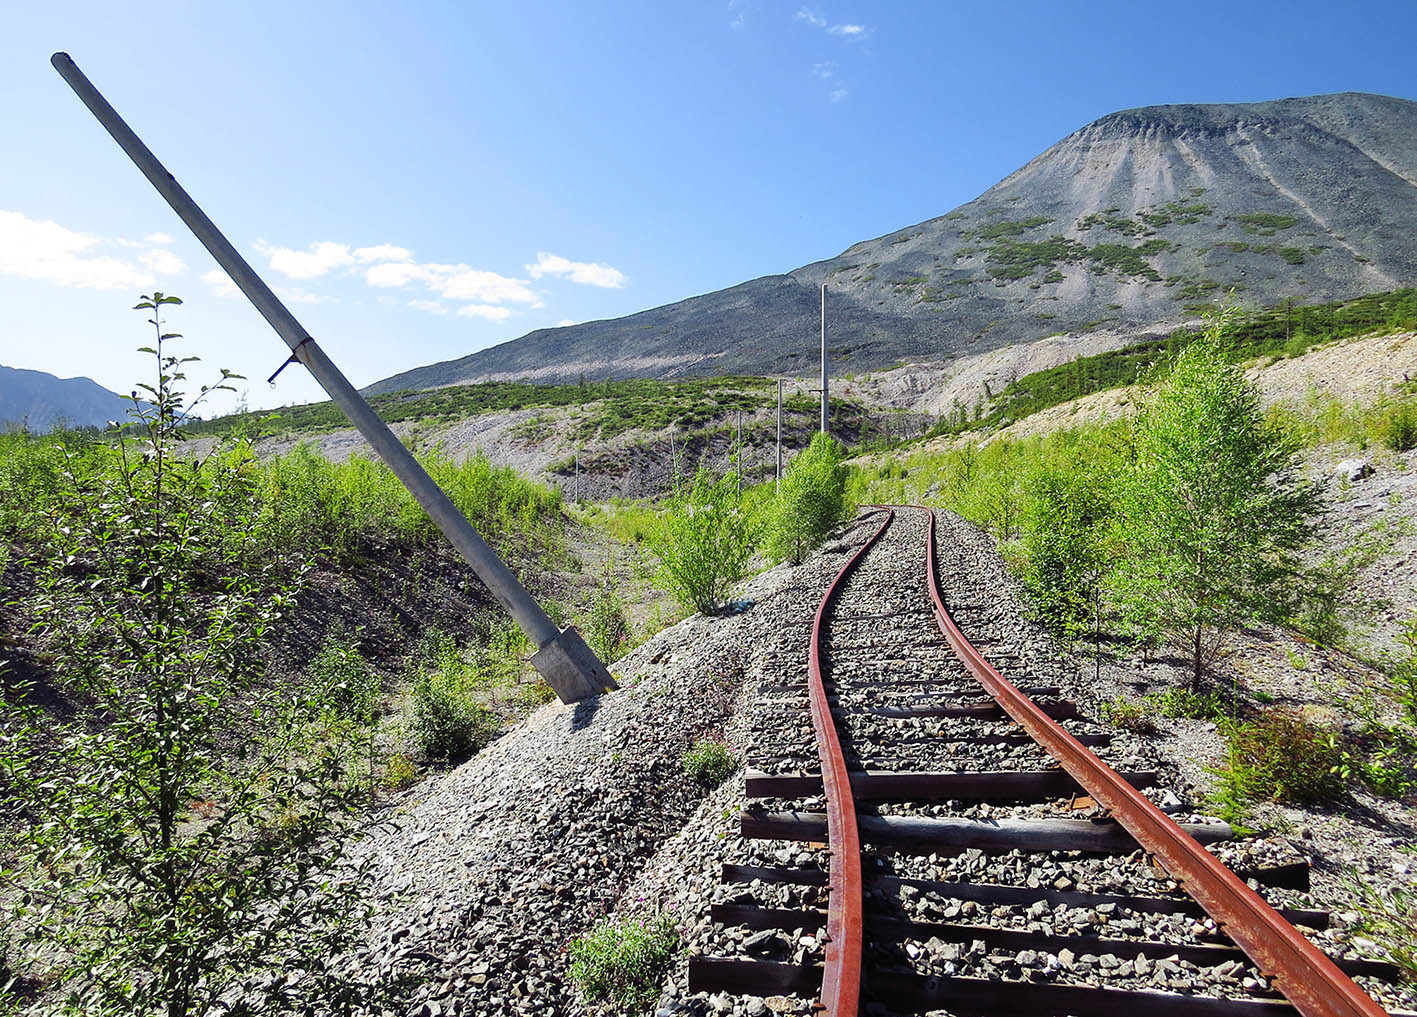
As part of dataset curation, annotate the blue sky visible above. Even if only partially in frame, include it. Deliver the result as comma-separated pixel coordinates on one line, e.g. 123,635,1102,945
3,1,1414,414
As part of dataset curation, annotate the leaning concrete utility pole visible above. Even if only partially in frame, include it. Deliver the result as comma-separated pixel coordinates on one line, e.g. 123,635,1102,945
820,283,828,435
51,52,614,704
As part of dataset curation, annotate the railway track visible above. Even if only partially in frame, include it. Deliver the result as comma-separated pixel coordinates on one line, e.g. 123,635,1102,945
688,506,1403,1017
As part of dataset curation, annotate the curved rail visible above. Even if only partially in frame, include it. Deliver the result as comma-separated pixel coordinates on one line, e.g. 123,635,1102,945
807,507,894,1017
924,509,1389,1017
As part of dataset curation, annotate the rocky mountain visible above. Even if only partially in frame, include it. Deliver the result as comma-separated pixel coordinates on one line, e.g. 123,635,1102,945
0,365,135,433
367,92,1417,395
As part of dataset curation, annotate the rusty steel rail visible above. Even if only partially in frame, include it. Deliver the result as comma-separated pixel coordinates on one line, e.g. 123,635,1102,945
924,509,1390,1017
805,507,894,1017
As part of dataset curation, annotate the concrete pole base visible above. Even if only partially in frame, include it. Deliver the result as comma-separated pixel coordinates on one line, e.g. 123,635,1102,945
531,625,619,704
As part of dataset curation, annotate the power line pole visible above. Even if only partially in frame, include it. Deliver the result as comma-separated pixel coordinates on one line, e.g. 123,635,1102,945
49,53,614,703
776,379,783,491
820,283,828,436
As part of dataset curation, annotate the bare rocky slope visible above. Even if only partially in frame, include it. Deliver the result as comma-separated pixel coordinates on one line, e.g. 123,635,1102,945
367,92,1417,395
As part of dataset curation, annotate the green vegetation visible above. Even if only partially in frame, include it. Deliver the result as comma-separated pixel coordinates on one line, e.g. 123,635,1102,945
568,915,678,1011
585,568,633,663
188,375,777,442
972,216,1051,239
1112,306,1320,685
764,433,853,565
1233,212,1298,233
1210,709,1345,822
922,289,1417,437
1348,876,1417,984
407,637,499,761
1100,697,1156,733
983,233,1169,283
1017,462,1111,644
681,737,736,785
0,296,389,1017
646,467,758,615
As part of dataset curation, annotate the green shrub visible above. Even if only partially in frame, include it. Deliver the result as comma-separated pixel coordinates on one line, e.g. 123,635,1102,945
381,752,422,790
585,576,632,664
1018,463,1113,641
1101,697,1156,733
408,656,496,762
647,467,757,615
1211,709,1345,818
307,627,381,722
681,738,736,786
1382,400,1417,452
568,915,678,1011
1149,686,1230,721
764,433,854,565
0,294,389,1017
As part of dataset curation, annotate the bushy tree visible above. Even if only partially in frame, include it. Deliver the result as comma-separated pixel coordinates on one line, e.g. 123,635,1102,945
0,296,390,1017
1018,462,1114,644
648,466,757,614
1111,306,1320,686
764,433,853,565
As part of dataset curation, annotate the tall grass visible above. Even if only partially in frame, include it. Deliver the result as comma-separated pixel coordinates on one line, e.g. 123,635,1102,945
0,432,566,571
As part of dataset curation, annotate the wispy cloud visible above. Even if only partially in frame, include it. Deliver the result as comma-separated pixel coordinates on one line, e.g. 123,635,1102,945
0,209,155,290
525,252,626,289
140,248,186,275
830,88,849,102
813,61,836,79
354,244,412,263
408,299,448,315
143,232,173,246
262,240,355,280
456,304,512,321
557,319,576,327
201,268,239,298
794,7,868,38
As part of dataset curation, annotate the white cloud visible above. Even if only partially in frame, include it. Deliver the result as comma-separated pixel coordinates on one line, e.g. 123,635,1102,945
456,304,512,321
0,209,152,290
813,61,836,78
440,267,539,303
408,299,448,315
525,251,626,289
201,269,239,298
141,248,186,275
144,232,173,245
264,240,355,280
831,88,849,102
365,261,435,288
354,244,412,263
276,287,333,305
795,8,870,39
557,319,576,327
365,260,539,304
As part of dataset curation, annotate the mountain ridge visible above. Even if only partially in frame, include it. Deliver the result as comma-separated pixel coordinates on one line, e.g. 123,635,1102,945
366,91,1417,396
0,365,135,433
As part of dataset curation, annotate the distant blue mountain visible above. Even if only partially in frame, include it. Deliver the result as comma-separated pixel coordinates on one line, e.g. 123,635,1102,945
0,364,137,433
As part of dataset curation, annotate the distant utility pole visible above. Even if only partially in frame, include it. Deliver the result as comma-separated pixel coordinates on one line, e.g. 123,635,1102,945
820,283,829,436
776,379,783,491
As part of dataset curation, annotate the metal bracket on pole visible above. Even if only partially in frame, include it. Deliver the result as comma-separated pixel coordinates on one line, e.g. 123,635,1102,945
51,51,614,705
